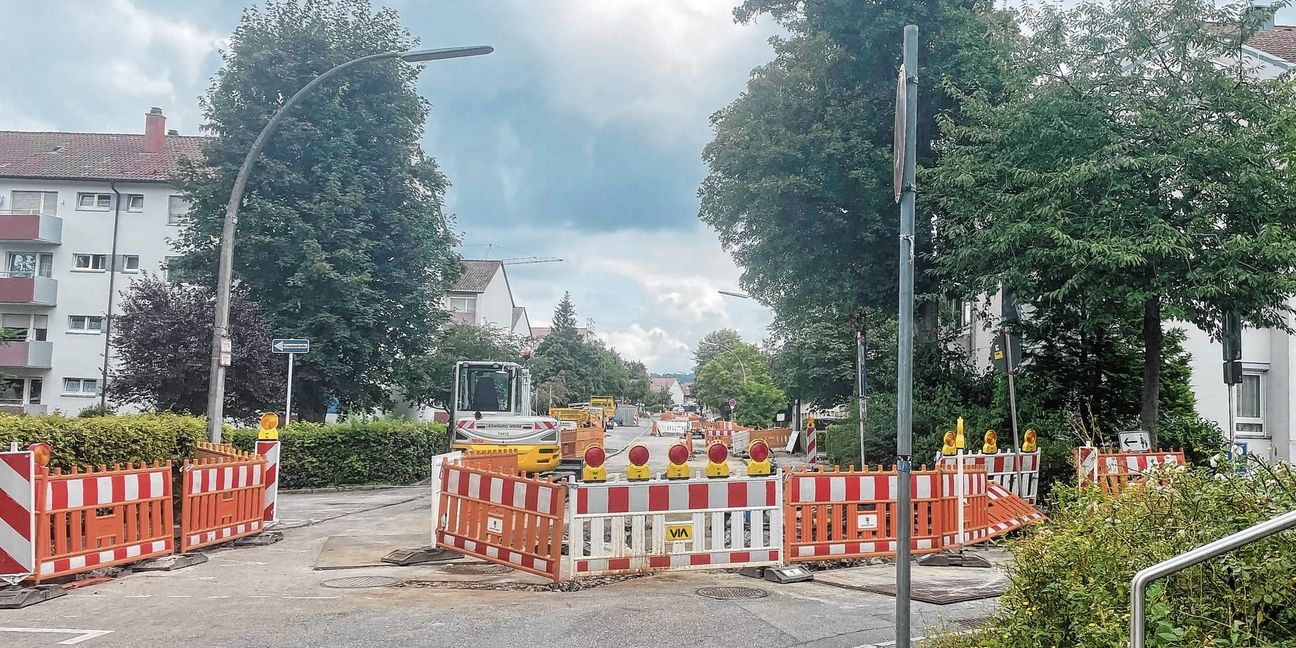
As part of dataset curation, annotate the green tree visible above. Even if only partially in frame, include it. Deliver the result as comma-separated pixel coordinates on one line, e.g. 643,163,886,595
693,329,743,376
693,342,786,427
173,0,460,420
400,324,520,414
928,0,1296,445
624,361,652,403
531,293,636,402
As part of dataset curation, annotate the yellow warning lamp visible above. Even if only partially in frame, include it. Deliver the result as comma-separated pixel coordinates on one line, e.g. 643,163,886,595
581,445,608,483
666,443,691,480
258,411,280,440
705,442,730,479
941,431,958,456
521,346,534,361
626,444,651,481
746,440,771,476
1023,428,1038,453
27,442,51,467
955,416,966,450
982,429,998,454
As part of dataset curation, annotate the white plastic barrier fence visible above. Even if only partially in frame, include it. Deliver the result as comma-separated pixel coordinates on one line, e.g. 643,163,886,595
568,476,783,576
935,451,1040,503
652,420,689,437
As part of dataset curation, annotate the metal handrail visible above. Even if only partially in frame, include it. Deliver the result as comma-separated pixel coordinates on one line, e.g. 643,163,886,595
1130,507,1296,647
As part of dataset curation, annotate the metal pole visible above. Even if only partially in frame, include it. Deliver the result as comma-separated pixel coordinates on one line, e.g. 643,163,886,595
858,330,867,467
1132,508,1296,648
895,24,918,648
1227,383,1237,457
284,353,295,426
1004,327,1023,497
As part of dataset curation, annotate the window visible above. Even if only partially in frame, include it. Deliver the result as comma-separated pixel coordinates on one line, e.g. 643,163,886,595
457,366,515,414
1,378,42,405
76,193,112,211
74,254,108,271
6,253,52,278
947,297,972,332
449,296,477,324
167,196,190,225
164,255,183,283
62,378,99,396
11,191,57,216
3,314,47,341
68,315,104,334
1236,371,1267,438
125,194,144,212
122,255,140,272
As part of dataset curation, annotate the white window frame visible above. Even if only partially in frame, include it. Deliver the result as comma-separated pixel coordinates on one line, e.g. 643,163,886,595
11,190,58,216
76,193,112,211
450,296,477,323
122,255,141,273
125,194,144,212
1235,370,1268,439
167,195,190,225
73,254,108,272
62,377,99,396
68,315,105,334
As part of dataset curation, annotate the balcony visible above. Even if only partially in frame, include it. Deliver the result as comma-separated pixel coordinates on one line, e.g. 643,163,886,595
0,212,62,244
0,403,47,416
0,340,52,369
0,274,56,305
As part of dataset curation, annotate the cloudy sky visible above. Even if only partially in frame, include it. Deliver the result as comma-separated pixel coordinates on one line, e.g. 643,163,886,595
0,0,786,373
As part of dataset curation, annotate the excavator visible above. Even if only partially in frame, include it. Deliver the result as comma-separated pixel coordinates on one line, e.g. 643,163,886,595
449,360,562,472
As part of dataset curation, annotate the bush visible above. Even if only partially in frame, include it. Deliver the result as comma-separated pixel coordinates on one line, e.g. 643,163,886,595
0,413,206,470
934,462,1296,647
229,418,448,489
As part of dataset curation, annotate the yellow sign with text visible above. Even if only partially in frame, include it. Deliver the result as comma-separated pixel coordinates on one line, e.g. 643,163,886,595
665,523,693,542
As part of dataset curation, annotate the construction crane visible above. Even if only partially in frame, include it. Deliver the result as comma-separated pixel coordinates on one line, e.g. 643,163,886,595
500,256,564,266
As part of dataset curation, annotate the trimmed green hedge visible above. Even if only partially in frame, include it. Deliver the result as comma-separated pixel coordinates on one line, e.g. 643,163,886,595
229,418,448,489
0,413,207,470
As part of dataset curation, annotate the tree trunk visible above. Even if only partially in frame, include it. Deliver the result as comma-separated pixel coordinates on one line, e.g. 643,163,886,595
1140,296,1162,447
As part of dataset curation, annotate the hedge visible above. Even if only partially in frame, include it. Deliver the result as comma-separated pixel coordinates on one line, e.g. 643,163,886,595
0,413,207,470
229,418,448,489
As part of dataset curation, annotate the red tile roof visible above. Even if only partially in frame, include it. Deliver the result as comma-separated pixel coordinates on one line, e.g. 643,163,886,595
0,131,208,182
1245,25,1296,63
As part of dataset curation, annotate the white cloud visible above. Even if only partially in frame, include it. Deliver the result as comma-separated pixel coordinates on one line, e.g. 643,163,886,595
598,324,691,369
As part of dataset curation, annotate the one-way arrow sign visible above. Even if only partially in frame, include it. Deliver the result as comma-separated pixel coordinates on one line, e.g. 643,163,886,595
271,338,310,354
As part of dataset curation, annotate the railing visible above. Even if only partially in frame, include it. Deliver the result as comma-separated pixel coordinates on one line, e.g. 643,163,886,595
1130,508,1296,648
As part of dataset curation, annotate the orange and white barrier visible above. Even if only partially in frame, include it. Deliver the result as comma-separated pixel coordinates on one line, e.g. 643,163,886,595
436,462,565,581
0,449,36,584
1077,448,1185,495
936,451,1040,503
180,455,267,553
985,482,1047,536
461,449,520,474
256,440,280,524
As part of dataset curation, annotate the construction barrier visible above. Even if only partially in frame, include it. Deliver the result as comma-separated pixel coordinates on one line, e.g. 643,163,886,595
195,441,246,462
652,420,689,438
0,449,36,584
560,427,604,461
436,462,566,581
985,482,1047,537
34,462,174,582
750,429,793,451
256,440,280,524
461,449,520,474
180,454,267,553
568,476,783,576
1076,448,1186,495
936,450,1041,503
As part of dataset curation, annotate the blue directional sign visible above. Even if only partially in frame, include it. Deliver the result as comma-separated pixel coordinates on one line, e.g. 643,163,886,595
271,338,310,354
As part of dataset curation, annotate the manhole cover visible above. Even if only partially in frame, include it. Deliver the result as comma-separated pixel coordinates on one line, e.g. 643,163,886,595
440,563,511,575
321,575,401,589
695,586,769,600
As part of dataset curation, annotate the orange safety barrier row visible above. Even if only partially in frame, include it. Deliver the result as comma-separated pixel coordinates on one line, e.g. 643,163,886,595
1075,447,1187,496
461,449,521,474
34,462,174,582
194,441,257,463
436,462,566,581
750,429,792,450
180,455,267,553
561,427,604,460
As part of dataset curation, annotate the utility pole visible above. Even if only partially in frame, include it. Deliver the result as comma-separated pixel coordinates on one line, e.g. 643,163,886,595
894,24,919,648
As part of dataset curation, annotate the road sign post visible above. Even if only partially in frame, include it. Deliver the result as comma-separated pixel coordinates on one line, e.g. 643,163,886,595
895,24,918,648
271,339,310,425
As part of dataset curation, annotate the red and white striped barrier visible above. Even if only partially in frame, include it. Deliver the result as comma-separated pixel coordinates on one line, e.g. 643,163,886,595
936,451,1040,503
0,450,35,584
1103,451,1182,474
181,459,265,553
436,463,565,581
985,482,1046,538
256,440,280,524
788,471,940,503
569,476,783,576
806,427,818,464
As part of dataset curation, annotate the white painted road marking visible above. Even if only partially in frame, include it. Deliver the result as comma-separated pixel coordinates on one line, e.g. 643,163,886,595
0,627,115,645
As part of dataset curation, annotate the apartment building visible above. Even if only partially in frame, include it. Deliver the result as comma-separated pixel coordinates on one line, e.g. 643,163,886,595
0,108,205,415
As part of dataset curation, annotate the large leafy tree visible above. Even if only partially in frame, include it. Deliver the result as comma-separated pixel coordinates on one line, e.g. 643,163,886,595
109,276,281,421
929,0,1296,444
693,329,743,376
174,0,460,420
692,342,786,427
400,324,520,414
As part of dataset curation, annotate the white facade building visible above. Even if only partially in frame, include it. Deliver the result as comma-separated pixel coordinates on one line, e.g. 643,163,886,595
0,108,203,415
650,377,685,407
446,260,531,337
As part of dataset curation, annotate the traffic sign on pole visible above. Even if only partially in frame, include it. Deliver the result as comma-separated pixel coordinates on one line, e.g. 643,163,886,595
271,338,310,354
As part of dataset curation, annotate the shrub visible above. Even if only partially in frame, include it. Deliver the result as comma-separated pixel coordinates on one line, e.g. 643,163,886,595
0,413,206,470
229,418,448,489
933,462,1296,647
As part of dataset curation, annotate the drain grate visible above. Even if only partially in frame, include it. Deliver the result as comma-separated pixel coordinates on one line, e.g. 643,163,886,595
440,563,511,575
695,586,769,600
321,575,402,589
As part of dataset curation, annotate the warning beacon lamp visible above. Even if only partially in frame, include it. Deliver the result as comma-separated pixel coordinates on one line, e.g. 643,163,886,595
258,411,280,440
955,416,966,450
982,429,998,454
582,445,608,483
27,442,51,467
1023,428,1038,453
747,440,771,476
626,444,651,481
666,443,691,480
705,442,730,479
941,431,958,456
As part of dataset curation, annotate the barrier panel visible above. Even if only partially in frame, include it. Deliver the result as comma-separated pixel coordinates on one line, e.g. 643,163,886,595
568,476,783,576
1076,448,1185,495
784,465,955,562
461,449,520,474
1,450,36,584
180,455,266,553
652,420,689,438
985,482,1047,539
256,440,280,524
750,429,793,451
940,467,991,546
34,462,173,582
560,427,604,460
195,441,246,462
436,462,565,581
935,451,1040,503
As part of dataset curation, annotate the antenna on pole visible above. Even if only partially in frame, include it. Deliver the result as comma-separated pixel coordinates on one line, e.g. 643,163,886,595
499,256,564,266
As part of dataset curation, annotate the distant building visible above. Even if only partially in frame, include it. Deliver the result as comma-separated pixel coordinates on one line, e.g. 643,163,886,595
650,377,685,407
530,325,592,341
446,260,530,337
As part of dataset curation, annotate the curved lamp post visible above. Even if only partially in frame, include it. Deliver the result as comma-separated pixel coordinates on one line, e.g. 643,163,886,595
205,45,494,441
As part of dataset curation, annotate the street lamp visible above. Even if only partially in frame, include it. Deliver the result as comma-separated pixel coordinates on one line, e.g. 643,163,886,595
204,45,494,442
718,289,751,299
